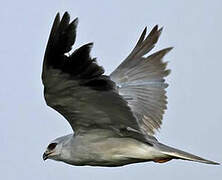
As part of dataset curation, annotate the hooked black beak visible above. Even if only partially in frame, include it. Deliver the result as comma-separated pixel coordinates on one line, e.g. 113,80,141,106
43,152,48,161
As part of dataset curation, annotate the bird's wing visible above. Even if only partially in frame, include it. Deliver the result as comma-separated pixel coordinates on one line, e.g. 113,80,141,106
110,26,172,135
42,12,141,134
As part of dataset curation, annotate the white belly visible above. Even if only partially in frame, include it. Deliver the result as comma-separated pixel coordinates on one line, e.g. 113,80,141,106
66,134,165,166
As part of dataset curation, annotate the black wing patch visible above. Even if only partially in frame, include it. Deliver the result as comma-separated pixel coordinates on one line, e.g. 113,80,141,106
43,12,114,91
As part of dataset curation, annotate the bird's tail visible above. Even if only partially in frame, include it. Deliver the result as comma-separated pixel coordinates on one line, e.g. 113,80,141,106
154,142,220,165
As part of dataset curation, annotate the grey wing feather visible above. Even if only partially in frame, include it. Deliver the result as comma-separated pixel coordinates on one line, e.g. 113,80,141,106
42,12,141,134
110,26,172,135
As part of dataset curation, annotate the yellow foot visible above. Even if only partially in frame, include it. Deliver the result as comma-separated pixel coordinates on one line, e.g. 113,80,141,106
153,158,172,163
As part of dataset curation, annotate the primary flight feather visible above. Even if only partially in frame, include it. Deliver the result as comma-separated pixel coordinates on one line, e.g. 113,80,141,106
42,12,219,166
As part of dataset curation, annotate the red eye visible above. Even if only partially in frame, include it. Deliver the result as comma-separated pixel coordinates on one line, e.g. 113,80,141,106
47,143,57,150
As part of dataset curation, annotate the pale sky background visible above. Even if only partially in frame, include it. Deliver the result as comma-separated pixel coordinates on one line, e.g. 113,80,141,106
0,0,221,179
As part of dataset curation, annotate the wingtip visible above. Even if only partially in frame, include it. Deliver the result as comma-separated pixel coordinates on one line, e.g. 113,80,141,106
166,47,174,52
143,26,147,34
142,26,147,37
69,17,79,28
135,27,148,46
63,11,70,17
55,12,60,17
87,42,94,48
54,12,60,22
61,11,70,22
161,47,173,54
158,26,163,35
55,11,71,20
153,24,159,30
74,17,79,24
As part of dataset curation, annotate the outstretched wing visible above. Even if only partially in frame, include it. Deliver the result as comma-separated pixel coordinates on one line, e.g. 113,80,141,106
110,26,172,135
42,12,140,133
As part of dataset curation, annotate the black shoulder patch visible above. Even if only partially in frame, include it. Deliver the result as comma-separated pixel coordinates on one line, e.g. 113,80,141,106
43,12,114,91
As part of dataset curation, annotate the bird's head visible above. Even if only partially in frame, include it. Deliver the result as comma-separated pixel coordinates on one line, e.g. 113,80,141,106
43,141,63,161
43,134,73,162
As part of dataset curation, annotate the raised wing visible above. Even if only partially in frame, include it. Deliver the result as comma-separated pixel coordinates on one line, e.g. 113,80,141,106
110,26,172,135
42,12,141,133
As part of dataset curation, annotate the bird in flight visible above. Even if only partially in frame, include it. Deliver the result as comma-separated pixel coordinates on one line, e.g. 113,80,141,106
42,12,219,166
